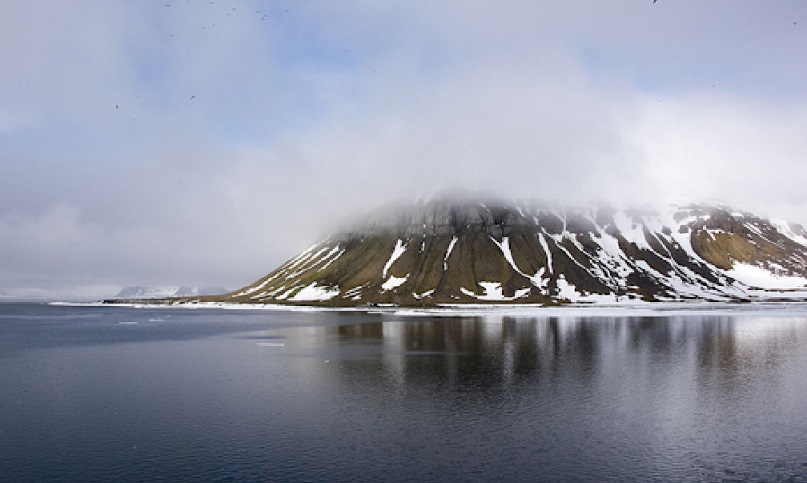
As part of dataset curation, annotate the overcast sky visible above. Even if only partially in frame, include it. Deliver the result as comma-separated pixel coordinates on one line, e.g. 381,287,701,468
2,0,806,299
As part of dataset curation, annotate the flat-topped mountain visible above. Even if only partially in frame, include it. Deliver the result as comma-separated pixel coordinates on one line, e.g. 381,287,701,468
205,196,807,306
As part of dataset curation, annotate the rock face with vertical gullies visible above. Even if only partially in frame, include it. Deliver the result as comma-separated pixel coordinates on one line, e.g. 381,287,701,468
210,196,807,306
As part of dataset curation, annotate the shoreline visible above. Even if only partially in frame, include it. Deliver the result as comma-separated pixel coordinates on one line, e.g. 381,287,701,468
48,299,807,318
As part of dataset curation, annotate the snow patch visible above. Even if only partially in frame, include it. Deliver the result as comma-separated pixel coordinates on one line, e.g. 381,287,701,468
555,275,622,303
555,275,578,301
290,283,340,301
382,275,409,291
460,282,531,301
413,289,435,300
727,263,807,290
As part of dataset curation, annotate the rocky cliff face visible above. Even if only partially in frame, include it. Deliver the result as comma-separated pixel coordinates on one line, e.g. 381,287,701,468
217,198,807,306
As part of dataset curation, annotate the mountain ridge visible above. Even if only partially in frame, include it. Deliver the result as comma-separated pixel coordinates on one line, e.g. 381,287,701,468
115,286,231,299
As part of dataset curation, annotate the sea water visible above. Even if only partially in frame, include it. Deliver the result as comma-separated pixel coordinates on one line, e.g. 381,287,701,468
2,302,807,481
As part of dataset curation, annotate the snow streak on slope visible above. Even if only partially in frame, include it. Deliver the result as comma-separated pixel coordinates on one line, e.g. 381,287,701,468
383,239,407,278
235,241,344,302
444,236,458,271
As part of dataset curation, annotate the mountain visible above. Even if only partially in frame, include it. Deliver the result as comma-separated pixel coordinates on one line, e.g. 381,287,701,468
115,286,230,299
211,196,807,306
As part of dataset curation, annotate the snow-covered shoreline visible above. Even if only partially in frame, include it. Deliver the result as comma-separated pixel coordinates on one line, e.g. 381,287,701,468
49,299,807,318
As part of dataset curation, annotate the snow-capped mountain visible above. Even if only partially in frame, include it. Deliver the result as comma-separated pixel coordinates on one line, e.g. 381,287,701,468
220,197,807,306
115,286,229,299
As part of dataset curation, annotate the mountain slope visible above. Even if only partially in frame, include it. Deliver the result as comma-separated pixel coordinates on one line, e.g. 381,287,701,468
218,198,807,306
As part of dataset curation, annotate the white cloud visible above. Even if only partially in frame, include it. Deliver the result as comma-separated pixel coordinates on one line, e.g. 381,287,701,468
2,0,807,296
632,94,807,216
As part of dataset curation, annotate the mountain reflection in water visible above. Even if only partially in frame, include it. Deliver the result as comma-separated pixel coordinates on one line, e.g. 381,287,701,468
300,316,804,396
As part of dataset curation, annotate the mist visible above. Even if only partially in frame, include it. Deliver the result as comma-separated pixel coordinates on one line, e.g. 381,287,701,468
2,0,806,299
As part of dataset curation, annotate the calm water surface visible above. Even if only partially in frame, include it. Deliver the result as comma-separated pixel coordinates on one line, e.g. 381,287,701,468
2,303,807,482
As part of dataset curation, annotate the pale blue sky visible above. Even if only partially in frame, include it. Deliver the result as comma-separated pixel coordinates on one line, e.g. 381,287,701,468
2,0,806,299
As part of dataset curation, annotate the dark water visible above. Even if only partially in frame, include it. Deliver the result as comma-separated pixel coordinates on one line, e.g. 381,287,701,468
2,303,807,482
